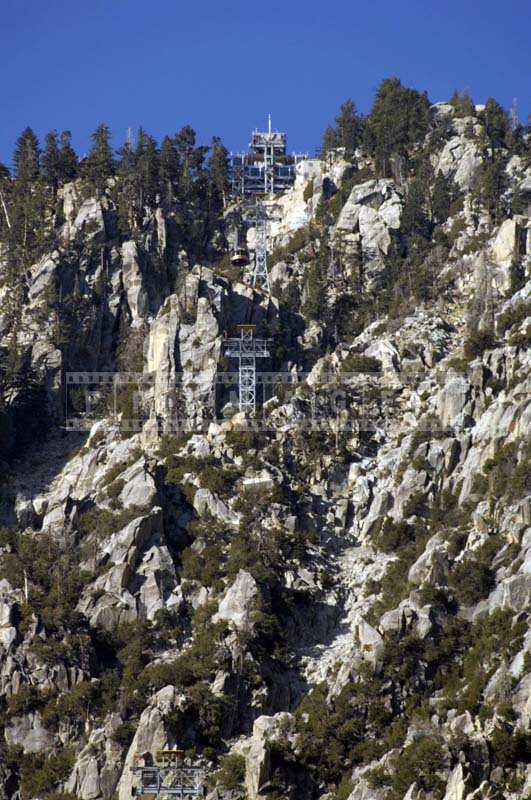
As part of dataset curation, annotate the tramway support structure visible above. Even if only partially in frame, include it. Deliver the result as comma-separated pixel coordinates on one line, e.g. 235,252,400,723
246,201,280,292
252,202,270,291
224,324,271,414
131,751,205,798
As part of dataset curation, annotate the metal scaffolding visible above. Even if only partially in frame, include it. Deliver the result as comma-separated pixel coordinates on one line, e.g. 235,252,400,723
224,325,271,414
131,752,205,798
228,116,307,197
243,201,281,292
251,202,270,291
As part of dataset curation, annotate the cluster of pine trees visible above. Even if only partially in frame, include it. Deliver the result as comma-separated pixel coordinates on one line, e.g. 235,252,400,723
0,123,230,267
321,78,527,186
299,79,530,342
0,123,231,460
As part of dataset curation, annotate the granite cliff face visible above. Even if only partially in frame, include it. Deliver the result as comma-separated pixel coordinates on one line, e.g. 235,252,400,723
0,101,530,800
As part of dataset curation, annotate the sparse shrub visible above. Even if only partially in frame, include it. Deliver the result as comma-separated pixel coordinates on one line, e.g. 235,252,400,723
449,555,494,606
402,490,428,518
19,748,75,800
464,327,495,359
76,504,144,540
41,680,101,729
8,684,46,716
112,721,137,747
377,519,415,552
216,753,246,790
388,737,445,798
490,726,531,767
483,438,531,501
303,178,314,203
341,352,381,374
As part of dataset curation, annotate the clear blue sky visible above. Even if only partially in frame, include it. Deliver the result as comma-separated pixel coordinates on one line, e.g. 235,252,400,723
1,0,529,165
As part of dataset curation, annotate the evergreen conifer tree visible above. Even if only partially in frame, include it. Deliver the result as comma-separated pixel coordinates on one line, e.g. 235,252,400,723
135,128,159,206
450,89,475,117
320,125,337,158
82,123,114,191
365,78,431,177
159,135,180,204
174,125,196,198
208,136,229,211
58,131,78,182
334,100,363,158
13,127,40,187
0,163,11,235
483,98,510,150
304,239,329,322
117,136,137,234
475,156,508,223
402,178,431,241
10,128,46,266
431,172,458,224
41,130,61,193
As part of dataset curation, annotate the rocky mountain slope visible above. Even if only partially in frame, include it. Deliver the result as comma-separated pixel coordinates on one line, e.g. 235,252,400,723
0,91,530,800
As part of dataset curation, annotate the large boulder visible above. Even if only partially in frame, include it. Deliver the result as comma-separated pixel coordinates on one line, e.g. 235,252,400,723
336,179,402,256
5,712,54,754
118,687,179,800
357,619,384,668
214,570,260,632
244,713,294,800
408,534,449,587
435,131,482,191
443,764,467,800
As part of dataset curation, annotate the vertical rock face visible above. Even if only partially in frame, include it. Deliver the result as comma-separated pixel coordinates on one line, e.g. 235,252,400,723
146,268,277,428
244,713,294,800
1,100,531,800
121,241,148,323
214,570,260,632
118,687,178,800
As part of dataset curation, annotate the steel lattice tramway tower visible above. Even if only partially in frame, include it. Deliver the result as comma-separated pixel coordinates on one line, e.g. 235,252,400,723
252,202,270,291
246,201,280,292
131,751,205,798
228,115,308,197
224,325,271,414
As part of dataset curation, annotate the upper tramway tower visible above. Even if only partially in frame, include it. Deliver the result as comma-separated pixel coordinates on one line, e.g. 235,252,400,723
228,115,307,197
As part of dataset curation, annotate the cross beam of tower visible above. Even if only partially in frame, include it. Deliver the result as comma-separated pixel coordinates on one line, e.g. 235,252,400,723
224,325,271,414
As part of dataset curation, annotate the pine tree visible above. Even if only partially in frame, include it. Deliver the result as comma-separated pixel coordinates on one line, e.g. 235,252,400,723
483,98,510,150
159,135,180,204
117,135,137,234
208,136,229,211
450,89,475,117
431,172,458,224
365,78,431,177
0,162,11,234
41,130,61,193
475,156,508,224
82,123,114,191
304,238,329,322
58,131,78,182
13,127,40,187
10,128,46,266
175,126,196,198
135,128,159,206
334,100,363,158
402,178,431,241
320,125,337,157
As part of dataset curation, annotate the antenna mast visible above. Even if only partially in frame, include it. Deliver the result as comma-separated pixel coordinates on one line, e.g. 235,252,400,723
510,98,518,130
